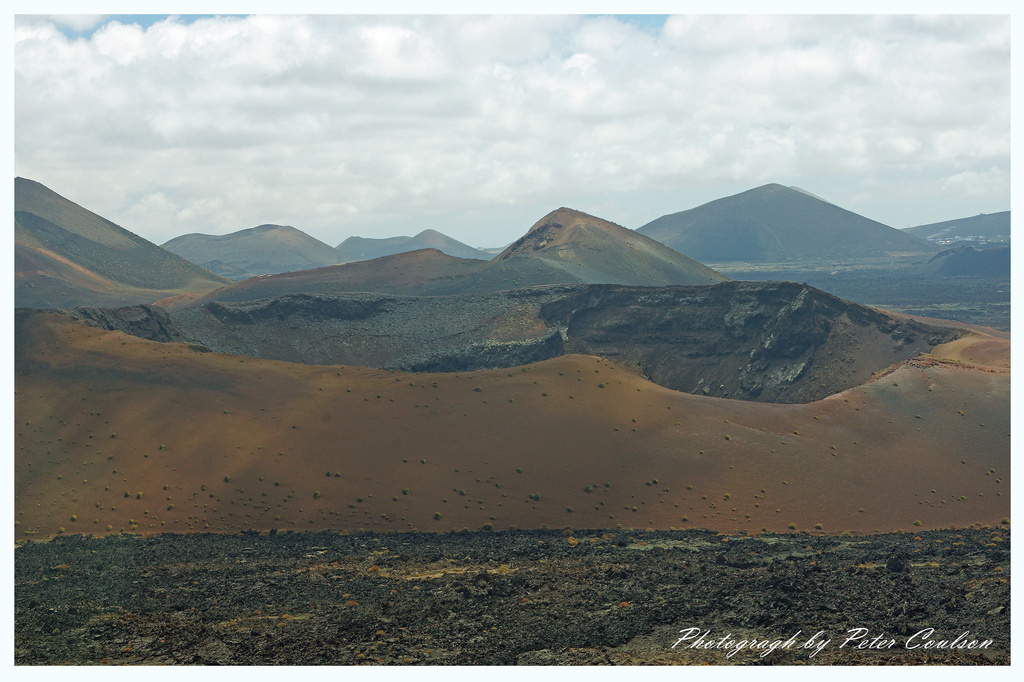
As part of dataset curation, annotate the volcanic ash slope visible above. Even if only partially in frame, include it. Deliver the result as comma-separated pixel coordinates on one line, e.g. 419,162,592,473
14,311,1009,539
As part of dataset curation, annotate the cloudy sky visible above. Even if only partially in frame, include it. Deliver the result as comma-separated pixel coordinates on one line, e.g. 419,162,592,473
13,10,1011,249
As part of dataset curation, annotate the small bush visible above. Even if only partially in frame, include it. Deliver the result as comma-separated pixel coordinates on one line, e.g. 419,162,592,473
433,512,442,520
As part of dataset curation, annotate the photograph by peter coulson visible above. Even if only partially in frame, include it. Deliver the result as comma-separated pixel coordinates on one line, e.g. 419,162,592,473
11,9,1011,668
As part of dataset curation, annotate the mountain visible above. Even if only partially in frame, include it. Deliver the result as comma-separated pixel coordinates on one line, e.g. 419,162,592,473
493,207,728,286
180,208,729,305
637,184,939,262
177,248,491,303
14,177,230,308
162,224,349,280
338,229,492,261
919,245,1010,277
903,211,1010,243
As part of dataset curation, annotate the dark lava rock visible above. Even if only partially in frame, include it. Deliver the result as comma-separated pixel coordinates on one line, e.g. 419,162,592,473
14,528,1009,665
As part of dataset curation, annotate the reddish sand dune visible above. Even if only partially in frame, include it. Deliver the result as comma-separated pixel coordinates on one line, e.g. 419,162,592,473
15,313,1009,539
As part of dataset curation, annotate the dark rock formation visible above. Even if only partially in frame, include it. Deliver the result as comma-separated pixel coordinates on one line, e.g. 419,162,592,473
59,281,961,404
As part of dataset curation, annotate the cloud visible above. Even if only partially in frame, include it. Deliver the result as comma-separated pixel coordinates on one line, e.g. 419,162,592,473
20,14,110,33
942,167,1010,199
14,14,1010,245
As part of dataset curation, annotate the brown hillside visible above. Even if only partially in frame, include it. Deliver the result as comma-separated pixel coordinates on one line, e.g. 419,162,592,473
15,311,1009,539
496,207,728,286
177,249,491,305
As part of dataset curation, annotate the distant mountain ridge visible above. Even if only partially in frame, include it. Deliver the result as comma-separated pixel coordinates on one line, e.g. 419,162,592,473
162,224,349,280
14,177,230,308
903,211,1010,243
638,183,939,262
179,207,728,305
338,229,491,261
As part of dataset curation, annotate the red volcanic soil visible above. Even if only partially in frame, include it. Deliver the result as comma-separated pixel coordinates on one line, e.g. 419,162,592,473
15,313,1009,539
175,248,488,305
928,335,1010,370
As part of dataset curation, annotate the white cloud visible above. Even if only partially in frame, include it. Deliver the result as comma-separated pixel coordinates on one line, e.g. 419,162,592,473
943,167,1010,199
14,14,1011,245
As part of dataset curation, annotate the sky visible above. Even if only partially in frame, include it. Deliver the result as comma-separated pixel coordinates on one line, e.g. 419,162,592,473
13,10,1012,249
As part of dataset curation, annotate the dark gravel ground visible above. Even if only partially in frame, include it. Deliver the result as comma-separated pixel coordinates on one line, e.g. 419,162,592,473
14,527,1009,665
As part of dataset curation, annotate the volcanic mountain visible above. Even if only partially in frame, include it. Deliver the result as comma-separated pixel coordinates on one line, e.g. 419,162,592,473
496,207,728,286
918,245,1010,277
637,184,939,262
14,177,230,308
903,211,1010,243
14,308,1009,538
163,224,349,280
174,249,493,303
338,228,491,261
181,208,729,304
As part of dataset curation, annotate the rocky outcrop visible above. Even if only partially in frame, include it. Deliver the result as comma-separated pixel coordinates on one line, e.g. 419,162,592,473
59,282,961,403
70,304,189,344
